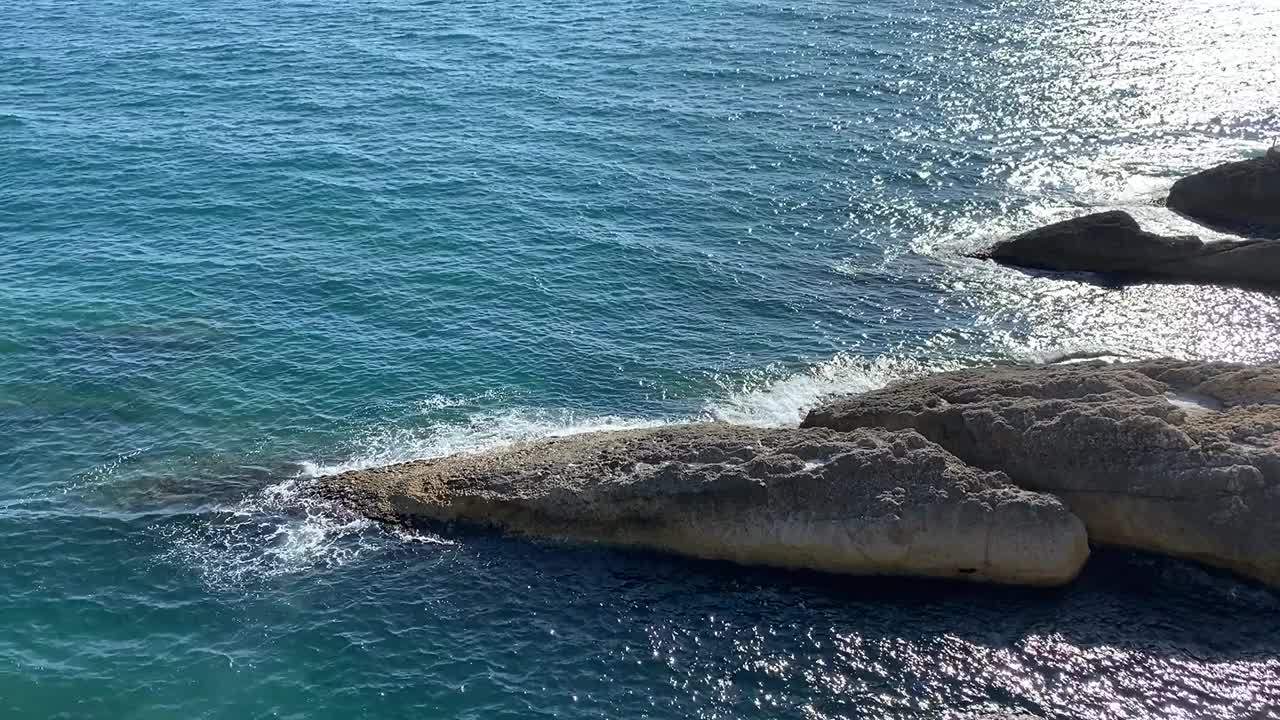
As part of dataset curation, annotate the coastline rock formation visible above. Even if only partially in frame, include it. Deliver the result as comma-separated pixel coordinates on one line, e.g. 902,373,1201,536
1168,147,1280,238
316,423,1089,586
972,210,1280,290
802,359,1280,587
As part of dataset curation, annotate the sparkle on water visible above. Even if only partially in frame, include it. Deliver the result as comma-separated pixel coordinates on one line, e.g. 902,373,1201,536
2,0,1279,718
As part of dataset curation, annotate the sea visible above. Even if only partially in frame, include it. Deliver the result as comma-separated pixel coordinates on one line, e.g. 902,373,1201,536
2,1,1279,718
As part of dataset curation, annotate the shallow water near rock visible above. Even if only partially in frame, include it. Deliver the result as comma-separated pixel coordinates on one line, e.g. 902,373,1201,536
3,0,1280,717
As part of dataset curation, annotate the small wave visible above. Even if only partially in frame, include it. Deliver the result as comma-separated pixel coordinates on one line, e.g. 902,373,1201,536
1007,346,1149,366
60,447,150,496
391,526,457,545
703,352,945,427
298,407,678,478
414,389,503,413
166,364,943,587
156,476,392,590
166,407,676,584
300,353,945,488
158,342,1168,590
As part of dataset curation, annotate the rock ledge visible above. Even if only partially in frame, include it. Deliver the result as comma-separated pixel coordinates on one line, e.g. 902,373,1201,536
973,210,1280,290
1168,149,1280,238
316,423,1088,586
803,359,1280,587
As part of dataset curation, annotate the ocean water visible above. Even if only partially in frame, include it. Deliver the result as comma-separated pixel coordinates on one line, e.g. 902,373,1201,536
3,0,1280,718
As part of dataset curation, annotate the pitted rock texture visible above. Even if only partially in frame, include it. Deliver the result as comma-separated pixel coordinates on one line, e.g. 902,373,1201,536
803,359,1280,587
316,423,1088,586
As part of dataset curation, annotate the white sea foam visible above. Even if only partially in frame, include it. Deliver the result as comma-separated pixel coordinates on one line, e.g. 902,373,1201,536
299,353,945,493
1166,391,1224,413
703,352,943,427
298,407,677,478
157,476,387,590
165,340,1130,588
161,138,1276,585
162,406,686,586
1007,346,1147,366
162,340,1147,589
414,389,502,413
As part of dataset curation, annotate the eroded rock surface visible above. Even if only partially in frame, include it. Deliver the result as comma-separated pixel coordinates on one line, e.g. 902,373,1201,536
973,210,1280,290
316,423,1088,586
803,359,1280,587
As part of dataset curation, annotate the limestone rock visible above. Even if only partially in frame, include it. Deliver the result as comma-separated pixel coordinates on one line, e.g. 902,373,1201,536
972,210,1280,290
315,423,1088,586
1168,148,1280,238
803,359,1280,587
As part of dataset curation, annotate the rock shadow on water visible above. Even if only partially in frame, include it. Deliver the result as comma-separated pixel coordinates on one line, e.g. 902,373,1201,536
388,521,1280,663
988,262,1280,296
359,525,1280,719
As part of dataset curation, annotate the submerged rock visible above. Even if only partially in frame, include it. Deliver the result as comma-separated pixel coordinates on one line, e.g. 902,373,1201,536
973,210,1280,290
316,423,1088,586
803,359,1280,587
1168,147,1280,238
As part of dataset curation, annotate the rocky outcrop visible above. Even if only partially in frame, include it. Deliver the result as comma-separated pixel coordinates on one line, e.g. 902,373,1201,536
802,359,1280,587
1168,147,1280,238
972,210,1280,290
316,423,1089,586
975,211,1204,272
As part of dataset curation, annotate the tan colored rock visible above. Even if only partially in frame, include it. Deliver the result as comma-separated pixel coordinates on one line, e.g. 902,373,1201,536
803,359,1280,587
315,423,1088,586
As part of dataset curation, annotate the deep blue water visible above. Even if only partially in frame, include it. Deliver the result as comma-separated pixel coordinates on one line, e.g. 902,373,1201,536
3,0,1280,718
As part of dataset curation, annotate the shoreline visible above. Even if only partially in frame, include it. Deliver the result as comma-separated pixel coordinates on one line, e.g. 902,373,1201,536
310,150,1280,593
315,358,1280,592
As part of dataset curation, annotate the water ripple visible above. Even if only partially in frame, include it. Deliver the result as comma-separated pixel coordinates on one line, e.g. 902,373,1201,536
2,0,1279,717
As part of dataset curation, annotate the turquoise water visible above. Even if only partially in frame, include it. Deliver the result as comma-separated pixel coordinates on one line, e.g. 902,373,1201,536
3,0,1280,717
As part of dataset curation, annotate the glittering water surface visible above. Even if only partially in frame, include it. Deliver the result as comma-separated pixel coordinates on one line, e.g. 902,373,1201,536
2,0,1279,718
